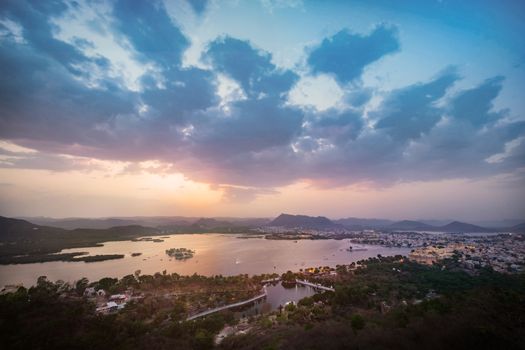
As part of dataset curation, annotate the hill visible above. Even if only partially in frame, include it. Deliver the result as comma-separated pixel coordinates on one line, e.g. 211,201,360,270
22,216,272,230
439,221,493,233
0,216,159,263
270,214,338,229
509,222,525,234
0,216,66,240
387,220,495,233
18,217,142,230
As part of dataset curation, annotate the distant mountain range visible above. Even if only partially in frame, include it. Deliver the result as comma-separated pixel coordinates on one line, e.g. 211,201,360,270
387,220,494,233
20,216,271,230
510,222,525,234
12,214,525,233
0,216,158,240
2,214,521,265
270,214,523,233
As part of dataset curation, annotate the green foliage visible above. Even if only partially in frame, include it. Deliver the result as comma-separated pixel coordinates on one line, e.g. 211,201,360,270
284,303,296,312
2,259,525,350
220,258,525,350
297,296,313,307
281,270,296,283
75,277,89,295
96,277,118,291
350,314,365,331
194,329,214,349
170,301,187,321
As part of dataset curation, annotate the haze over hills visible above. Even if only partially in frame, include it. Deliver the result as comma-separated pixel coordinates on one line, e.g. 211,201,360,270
0,216,67,240
0,216,158,242
388,220,437,231
334,217,394,229
1,214,524,265
20,216,272,230
0,216,160,264
269,214,520,233
267,214,519,233
269,214,341,229
14,213,525,233
440,221,493,233
510,222,525,234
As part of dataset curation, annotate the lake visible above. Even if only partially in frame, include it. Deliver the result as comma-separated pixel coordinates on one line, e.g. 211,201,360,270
241,282,319,317
0,234,410,286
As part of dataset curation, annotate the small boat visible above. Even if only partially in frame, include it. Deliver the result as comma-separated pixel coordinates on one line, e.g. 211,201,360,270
235,258,241,265
347,246,368,252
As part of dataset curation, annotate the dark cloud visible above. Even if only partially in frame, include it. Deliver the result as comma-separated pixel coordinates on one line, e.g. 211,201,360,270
0,37,136,148
112,0,189,68
204,36,299,98
190,98,303,157
448,76,507,126
0,0,111,81
139,67,218,123
373,68,460,142
0,1,523,197
305,108,364,146
307,25,399,84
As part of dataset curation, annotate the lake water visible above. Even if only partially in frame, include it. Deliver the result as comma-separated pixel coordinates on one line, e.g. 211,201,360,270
0,234,410,287
240,282,318,317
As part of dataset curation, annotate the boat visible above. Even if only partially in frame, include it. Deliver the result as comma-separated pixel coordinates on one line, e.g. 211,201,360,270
347,246,368,252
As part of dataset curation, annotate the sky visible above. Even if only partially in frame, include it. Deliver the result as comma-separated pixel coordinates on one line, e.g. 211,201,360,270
0,0,524,220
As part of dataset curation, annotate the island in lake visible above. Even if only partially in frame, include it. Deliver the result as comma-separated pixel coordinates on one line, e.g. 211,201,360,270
165,248,195,260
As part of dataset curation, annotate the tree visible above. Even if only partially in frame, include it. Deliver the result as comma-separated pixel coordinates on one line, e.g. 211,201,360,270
170,301,186,321
97,277,118,291
351,314,365,332
193,329,214,349
285,302,296,312
298,296,314,307
75,277,89,295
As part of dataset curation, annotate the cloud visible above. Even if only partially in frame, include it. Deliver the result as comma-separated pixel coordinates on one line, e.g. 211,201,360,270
448,76,507,126
218,185,279,203
0,148,106,172
307,25,399,85
0,0,523,197
373,68,460,142
112,0,189,68
204,36,299,98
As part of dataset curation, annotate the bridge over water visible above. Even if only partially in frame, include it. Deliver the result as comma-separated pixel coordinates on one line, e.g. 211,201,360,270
295,279,335,292
186,287,267,321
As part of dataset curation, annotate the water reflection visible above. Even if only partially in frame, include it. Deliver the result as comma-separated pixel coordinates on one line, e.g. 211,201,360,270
238,282,318,317
0,234,410,286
